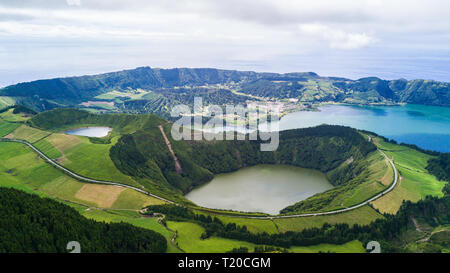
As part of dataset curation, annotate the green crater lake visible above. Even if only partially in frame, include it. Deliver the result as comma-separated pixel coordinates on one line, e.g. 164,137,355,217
185,165,333,215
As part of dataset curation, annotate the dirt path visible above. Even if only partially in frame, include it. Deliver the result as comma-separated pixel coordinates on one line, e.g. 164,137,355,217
158,125,183,174
142,210,185,252
410,216,422,232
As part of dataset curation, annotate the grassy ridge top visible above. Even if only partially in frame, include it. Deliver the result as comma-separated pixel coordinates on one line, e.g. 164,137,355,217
0,67,448,115
28,108,165,133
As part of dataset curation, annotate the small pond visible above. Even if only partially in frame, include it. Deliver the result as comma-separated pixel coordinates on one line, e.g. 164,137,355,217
64,127,112,138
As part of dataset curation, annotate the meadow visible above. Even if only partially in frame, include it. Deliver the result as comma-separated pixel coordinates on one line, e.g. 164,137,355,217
274,205,383,232
167,220,367,253
370,137,446,214
82,209,181,253
0,142,163,210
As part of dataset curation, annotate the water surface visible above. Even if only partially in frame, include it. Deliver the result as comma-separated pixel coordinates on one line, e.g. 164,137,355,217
273,104,450,152
64,126,112,137
185,165,333,215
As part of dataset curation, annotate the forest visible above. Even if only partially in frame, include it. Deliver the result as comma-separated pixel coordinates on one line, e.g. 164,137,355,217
0,188,167,253
426,153,450,181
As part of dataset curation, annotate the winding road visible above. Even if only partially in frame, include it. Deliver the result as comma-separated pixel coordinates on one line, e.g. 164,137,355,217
0,138,175,204
0,136,397,219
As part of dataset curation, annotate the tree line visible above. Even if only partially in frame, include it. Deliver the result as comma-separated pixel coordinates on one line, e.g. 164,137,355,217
0,188,167,253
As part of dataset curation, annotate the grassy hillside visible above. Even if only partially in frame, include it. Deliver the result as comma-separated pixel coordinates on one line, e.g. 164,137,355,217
0,141,164,210
370,137,446,214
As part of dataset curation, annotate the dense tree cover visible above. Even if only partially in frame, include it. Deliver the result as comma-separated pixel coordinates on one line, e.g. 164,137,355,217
88,137,111,144
0,105,36,115
240,79,305,99
190,125,375,176
146,192,449,252
0,188,167,253
426,153,450,181
28,108,165,133
118,87,249,119
226,246,287,253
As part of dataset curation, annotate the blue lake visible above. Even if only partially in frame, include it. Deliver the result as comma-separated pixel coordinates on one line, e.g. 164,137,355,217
276,104,450,152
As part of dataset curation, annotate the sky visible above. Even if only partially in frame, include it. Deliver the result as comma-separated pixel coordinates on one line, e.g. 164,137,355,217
0,0,449,87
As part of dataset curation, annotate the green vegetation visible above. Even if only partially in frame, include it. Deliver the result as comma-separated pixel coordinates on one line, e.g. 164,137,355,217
4,124,50,143
0,187,167,253
212,215,278,234
33,138,63,159
282,150,390,213
28,108,163,133
167,221,257,253
371,137,446,214
0,97,16,109
0,121,20,137
274,206,383,232
0,141,161,210
0,67,448,116
111,121,377,207
59,136,139,186
288,240,365,253
147,193,449,253
1,108,448,253
111,189,166,209
81,209,180,253
426,153,450,181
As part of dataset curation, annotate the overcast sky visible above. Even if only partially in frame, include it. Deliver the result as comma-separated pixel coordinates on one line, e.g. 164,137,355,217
0,0,449,86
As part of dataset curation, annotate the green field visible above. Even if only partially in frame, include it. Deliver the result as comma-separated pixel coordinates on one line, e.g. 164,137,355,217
0,108,30,122
28,131,142,188
111,188,166,209
371,137,446,214
167,221,258,253
5,124,50,143
0,141,163,210
213,215,279,234
274,205,383,232
167,220,367,253
57,136,140,185
33,138,63,159
0,97,15,109
289,240,365,253
82,209,181,253
0,121,20,137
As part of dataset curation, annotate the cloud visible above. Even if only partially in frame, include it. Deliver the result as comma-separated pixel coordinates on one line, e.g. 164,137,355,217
66,0,81,6
0,0,448,85
0,12,35,22
299,24,376,49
